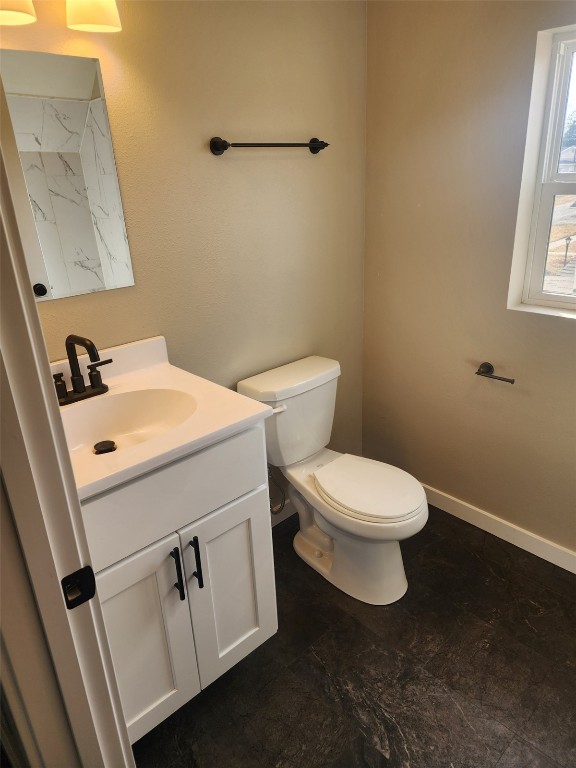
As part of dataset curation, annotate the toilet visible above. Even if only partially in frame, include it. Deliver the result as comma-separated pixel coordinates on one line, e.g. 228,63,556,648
237,356,428,605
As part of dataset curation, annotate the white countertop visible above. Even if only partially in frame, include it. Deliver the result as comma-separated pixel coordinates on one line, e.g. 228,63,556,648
51,337,270,501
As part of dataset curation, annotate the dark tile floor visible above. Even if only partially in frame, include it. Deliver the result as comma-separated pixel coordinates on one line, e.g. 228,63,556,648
133,507,576,768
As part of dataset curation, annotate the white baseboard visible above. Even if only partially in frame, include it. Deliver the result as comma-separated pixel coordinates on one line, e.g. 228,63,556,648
423,485,576,575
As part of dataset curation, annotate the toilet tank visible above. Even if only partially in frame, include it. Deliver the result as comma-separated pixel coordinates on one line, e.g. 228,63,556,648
237,357,341,467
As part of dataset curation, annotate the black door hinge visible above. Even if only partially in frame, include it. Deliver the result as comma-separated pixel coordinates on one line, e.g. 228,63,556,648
61,565,96,609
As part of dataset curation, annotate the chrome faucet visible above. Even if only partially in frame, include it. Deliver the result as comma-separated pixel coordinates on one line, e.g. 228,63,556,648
53,335,113,406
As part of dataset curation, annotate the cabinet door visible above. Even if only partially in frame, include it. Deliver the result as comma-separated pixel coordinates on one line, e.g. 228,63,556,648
96,533,201,744
179,487,277,688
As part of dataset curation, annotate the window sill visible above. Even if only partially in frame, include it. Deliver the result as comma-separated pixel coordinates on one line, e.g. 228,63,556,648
507,300,576,320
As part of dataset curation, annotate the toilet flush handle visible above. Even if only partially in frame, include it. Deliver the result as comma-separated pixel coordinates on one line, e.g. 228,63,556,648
271,404,287,415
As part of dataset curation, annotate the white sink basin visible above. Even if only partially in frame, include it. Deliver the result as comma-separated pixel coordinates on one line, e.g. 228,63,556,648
51,336,271,500
62,388,197,457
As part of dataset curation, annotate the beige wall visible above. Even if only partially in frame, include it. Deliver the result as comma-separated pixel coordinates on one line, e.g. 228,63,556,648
2,0,366,455
365,1,576,549
5,1,575,552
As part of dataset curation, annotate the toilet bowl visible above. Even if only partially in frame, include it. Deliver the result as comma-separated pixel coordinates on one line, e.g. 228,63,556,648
283,449,428,604
237,356,428,605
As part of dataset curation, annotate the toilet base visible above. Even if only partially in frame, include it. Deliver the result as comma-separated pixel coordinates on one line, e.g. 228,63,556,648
289,484,409,606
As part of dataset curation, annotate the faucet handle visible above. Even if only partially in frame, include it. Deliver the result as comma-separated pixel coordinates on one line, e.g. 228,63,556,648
53,372,68,401
87,358,113,390
87,358,113,371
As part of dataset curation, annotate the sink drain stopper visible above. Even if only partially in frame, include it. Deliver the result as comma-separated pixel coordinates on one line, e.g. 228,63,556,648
94,440,117,454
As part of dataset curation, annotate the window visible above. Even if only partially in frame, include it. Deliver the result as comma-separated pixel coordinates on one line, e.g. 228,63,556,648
509,26,576,318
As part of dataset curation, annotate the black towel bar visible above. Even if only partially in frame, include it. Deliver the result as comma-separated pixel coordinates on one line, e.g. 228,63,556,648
210,137,329,155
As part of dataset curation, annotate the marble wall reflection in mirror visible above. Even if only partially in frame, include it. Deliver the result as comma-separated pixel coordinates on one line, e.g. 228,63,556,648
0,50,134,300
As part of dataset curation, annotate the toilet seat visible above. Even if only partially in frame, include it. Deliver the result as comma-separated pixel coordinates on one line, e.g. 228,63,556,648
313,454,426,524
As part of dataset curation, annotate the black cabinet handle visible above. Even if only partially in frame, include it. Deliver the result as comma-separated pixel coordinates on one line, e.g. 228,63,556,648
189,536,204,589
170,547,186,600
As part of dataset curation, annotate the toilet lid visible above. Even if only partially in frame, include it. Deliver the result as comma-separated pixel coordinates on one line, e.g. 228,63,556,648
313,454,426,523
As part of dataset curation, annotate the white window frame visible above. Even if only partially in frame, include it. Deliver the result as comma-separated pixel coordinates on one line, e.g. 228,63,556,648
508,25,576,319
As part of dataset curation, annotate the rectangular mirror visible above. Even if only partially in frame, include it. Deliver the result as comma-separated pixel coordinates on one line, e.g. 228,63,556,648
0,50,135,300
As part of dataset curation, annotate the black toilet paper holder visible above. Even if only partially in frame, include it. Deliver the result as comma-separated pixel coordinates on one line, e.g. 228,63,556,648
475,362,515,385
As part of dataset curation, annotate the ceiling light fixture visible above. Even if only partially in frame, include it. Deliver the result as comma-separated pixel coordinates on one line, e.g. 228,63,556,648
66,0,121,33
0,0,37,25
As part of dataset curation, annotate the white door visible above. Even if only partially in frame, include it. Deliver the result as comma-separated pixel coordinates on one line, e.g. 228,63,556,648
97,534,201,744
2,86,132,766
179,487,277,688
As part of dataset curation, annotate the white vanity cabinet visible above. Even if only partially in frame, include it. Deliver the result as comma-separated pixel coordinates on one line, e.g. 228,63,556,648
85,424,277,744
179,487,277,689
96,533,202,743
